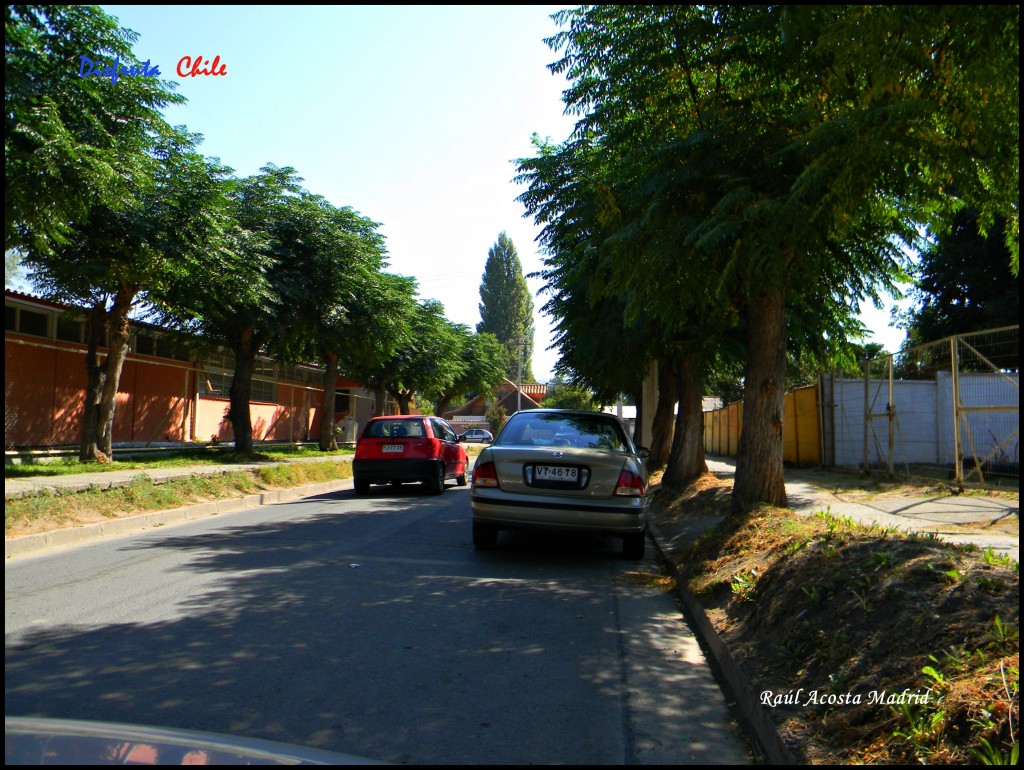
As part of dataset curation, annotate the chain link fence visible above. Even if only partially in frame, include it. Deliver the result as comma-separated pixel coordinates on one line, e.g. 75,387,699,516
822,325,1019,489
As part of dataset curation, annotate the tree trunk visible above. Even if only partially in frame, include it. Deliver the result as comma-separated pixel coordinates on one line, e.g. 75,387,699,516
79,302,110,462
632,387,643,447
391,390,413,415
96,288,135,458
371,382,387,417
228,329,259,455
434,393,453,417
318,350,340,451
647,357,677,470
663,353,708,488
732,286,788,515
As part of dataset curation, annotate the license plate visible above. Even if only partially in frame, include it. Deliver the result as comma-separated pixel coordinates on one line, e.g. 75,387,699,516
535,465,578,482
381,444,405,453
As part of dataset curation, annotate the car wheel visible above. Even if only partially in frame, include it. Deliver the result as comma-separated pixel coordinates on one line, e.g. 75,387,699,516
622,531,646,560
456,471,467,486
473,521,498,550
354,478,370,495
426,462,445,495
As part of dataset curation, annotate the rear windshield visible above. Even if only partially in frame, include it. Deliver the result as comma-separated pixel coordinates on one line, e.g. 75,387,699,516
363,419,426,439
495,413,631,452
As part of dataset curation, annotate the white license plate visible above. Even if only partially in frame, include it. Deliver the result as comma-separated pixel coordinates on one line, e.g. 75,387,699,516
535,465,578,482
381,444,405,453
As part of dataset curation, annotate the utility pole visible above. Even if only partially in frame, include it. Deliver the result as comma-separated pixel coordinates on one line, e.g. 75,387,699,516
516,338,523,413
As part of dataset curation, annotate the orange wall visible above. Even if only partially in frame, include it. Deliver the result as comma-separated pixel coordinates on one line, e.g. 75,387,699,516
704,384,820,467
6,329,363,448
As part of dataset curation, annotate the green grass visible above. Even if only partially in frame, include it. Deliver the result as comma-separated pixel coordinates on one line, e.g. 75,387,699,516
5,460,354,535
5,445,354,478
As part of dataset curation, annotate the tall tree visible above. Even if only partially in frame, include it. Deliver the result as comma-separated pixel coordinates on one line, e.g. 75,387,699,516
6,5,183,255
164,165,300,455
527,5,1017,516
900,211,1018,346
427,330,506,417
477,231,535,382
24,129,233,461
383,300,467,415
257,192,403,451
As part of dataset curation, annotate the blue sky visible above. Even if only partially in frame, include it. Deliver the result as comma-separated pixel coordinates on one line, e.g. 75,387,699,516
99,4,580,381
27,6,907,380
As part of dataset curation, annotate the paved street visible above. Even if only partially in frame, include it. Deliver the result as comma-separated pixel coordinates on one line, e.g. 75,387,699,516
5,482,750,765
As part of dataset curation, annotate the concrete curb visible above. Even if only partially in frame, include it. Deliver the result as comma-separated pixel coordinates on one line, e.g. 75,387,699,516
5,478,353,560
648,518,797,765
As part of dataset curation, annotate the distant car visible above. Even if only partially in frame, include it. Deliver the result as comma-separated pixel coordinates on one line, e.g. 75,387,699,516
470,409,649,558
459,428,494,443
353,415,469,495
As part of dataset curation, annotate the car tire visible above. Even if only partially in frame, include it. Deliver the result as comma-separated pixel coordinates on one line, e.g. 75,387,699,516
473,521,498,550
426,462,445,495
622,531,646,560
354,478,370,495
456,471,467,486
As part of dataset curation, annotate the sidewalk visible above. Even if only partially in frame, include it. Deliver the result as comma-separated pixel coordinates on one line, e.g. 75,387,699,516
708,457,1019,562
4,455,352,500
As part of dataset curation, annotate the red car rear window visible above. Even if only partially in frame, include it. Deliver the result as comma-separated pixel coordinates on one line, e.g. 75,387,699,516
363,419,427,439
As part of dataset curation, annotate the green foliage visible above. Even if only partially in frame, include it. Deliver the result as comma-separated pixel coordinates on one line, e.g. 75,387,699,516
542,375,599,412
485,404,507,435
899,211,1019,347
521,5,1018,515
426,330,506,416
477,232,535,382
5,5,184,255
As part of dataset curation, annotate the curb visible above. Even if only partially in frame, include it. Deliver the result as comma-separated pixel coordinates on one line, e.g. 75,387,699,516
648,518,797,765
5,478,353,560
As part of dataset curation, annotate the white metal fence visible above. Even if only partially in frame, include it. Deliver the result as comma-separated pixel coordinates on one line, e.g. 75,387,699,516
820,325,1019,488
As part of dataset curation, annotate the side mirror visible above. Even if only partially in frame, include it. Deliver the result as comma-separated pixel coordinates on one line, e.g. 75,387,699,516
636,446,650,459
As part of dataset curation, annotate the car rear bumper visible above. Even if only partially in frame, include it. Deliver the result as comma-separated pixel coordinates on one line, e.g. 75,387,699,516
354,459,439,483
471,491,646,534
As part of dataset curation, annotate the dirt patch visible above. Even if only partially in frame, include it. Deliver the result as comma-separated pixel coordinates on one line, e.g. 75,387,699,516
654,474,1020,764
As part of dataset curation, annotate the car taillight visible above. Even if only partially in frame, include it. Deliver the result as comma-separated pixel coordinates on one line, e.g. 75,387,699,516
613,469,645,497
473,461,499,488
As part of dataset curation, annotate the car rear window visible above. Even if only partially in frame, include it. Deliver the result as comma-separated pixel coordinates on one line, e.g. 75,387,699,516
495,413,629,452
363,419,426,439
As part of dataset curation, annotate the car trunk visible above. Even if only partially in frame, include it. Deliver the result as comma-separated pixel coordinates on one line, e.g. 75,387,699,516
487,446,628,499
357,437,437,460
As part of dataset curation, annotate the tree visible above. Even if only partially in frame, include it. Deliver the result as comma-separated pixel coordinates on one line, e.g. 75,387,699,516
6,5,183,255
5,250,25,288
358,299,467,416
316,271,416,449
164,165,300,456
255,192,404,451
24,129,233,461
477,231,535,382
900,211,1018,345
527,5,1017,516
427,330,506,417
542,375,599,411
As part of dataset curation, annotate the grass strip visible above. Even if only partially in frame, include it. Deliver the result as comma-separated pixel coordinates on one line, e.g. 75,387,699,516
5,461,353,537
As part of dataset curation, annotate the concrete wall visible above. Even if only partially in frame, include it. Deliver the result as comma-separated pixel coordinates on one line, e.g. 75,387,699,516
831,373,1018,469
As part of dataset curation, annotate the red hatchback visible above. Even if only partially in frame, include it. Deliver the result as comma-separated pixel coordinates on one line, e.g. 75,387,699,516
353,416,469,495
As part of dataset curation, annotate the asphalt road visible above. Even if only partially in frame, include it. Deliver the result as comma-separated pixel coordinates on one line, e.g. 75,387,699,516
5,482,750,765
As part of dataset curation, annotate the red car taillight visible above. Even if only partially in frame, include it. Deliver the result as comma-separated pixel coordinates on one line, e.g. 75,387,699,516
613,469,645,497
473,461,499,488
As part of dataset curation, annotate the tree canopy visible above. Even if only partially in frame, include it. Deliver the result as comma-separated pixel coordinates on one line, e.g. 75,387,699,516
520,5,1019,514
477,231,535,383
5,5,184,256
900,212,1019,346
